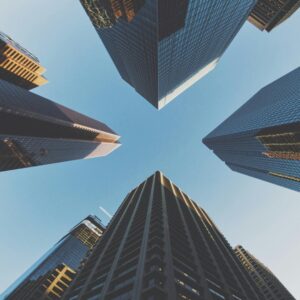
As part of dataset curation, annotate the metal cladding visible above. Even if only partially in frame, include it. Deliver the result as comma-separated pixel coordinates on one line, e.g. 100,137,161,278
0,31,47,90
248,0,300,32
235,246,296,300
0,79,120,172
203,68,300,192
3,216,105,300
63,171,264,300
80,0,256,109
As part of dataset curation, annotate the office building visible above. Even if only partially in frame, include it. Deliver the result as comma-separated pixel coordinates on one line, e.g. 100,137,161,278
64,171,263,300
0,79,120,172
3,216,105,300
79,0,256,109
235,246,295,300
0,31,47,90
248,0,300,32
203,67,300,192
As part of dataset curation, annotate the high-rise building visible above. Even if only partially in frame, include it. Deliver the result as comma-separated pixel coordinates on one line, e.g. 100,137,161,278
248,0,300,32
0,79,120,172
203,67,300,192
0,31,47,90
3,216,105,300
235,246,296,300
79,0,256,109
63,171,264,300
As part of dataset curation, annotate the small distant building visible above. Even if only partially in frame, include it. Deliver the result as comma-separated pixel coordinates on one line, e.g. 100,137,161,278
3,216,105,300
248,0,300,32
0,31,47,90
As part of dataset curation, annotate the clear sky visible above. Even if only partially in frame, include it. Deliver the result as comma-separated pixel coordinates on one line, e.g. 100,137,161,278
0,1,299,298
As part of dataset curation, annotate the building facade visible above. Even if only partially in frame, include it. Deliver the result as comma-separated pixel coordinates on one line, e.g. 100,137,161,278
248,0,300,32
79,0,256,109
3,216,105,300
0,31,47,90
235,246,295,300
63,171,264,300
0,79,120,172
203,67,300,192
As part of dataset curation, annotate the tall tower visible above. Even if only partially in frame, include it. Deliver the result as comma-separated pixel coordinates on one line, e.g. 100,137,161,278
0,79,120,172
63,171,263,300
0,31,47,90
203,67,300,192
235,246,296,300
3,216,106,300
79,0,256,109
248,0,300,32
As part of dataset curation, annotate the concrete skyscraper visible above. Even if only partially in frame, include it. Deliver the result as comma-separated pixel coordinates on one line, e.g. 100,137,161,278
0,79,120,172
0,31,47,90
235,246,296,300
248,0,300,32
79,0,256,109
203,67,300,192
3,216,105,300
63,171,264,300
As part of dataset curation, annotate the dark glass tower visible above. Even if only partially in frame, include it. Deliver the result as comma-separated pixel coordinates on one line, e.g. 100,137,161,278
0,31,47,90
235,246,296,300
248,0,300,32
203,67,300,192
0,79,120,172
63,171,263,300
79,0,256,109
3,216,105,300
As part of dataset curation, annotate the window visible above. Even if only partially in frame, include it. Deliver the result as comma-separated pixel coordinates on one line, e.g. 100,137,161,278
257,122,300,160
269,172,300,183
209,288,225,299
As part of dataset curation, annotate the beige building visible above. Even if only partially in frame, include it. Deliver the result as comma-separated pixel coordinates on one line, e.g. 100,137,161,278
248,0,300,32
0,31,47,90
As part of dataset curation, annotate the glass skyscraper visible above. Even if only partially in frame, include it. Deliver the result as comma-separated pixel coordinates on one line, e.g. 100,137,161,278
203,67,300,192
79,0,256,109
0,78,120,172
0,31,47,90
235,246,296,300
63,171,264,300
248,0,300,32
3,216,105,300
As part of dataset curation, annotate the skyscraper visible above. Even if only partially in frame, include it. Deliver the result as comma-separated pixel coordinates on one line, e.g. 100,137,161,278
63,171,264,300
248,0,300,32
203,67,300,192
235,246,296,300
3,216,105,300
0,79,120,172
79,0,256,109
0,31,47,90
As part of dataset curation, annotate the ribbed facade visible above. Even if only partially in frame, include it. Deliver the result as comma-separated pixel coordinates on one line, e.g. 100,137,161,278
3,216,105,300
248,0,300,32
0,31,47,90
80,0,256,109
0,79,120,172
63,171,263,300
235,246,295,300
203,67,300,192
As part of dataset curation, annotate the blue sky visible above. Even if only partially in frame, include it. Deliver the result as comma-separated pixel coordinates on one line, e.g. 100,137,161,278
0,1,299,298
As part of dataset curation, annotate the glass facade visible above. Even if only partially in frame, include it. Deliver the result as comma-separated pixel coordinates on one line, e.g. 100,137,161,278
0,79,120,172
80,0,256,109
203,67,300,192
235,246,296,300
3,216,105,300
63,171,264,300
